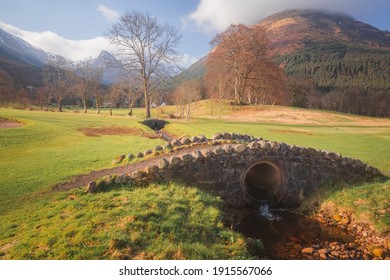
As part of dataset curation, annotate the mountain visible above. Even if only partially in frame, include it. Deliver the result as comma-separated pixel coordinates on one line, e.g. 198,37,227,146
0,28,50,86
181,9,390,92
163,55,207,91
0,28,123,86
259,9,390,56
91,50,125,84
0,28,52,67
258,10,390,91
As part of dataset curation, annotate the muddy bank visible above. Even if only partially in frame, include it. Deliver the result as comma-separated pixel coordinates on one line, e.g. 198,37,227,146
224,205,389,260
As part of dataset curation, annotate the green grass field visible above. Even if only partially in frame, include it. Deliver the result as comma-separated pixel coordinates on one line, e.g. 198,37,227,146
164,118,390,176
0,104,389,259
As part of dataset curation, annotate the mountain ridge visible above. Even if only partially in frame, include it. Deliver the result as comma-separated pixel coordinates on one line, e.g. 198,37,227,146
259,9,390,57
0,28,121,85
175,9,390,94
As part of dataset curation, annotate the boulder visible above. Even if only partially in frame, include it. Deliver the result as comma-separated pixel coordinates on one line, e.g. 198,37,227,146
158,158,169,169
169,156,181,166
234,144,247,154
198,134,207,142
222,145,234,155
214,147,224,155
180,137,191,145
247,141,259,150
301,247,315,254
212,133,223,140
181,153,194,162
127,153,135,160
154,145,163,151
164,143,173,150
87,181,97,193
372,248,384,258
136,152,144,158
190,136,199,143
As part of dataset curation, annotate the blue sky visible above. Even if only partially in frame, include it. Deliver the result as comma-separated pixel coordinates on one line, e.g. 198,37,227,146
0,0,390,67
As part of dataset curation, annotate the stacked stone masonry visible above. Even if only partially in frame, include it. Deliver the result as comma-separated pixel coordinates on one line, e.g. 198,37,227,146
88,132,382,208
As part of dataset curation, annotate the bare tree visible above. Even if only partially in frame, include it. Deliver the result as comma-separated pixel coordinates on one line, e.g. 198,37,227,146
107,83,123,116
0,69,15,106
107,10,181,118
173,79,201,119
74,58,93,113
15,87,29,109
207,24,288,105
204,65,231,117
123,79,142,116
88,67,103,114
42,57,74,112
35,87,50,110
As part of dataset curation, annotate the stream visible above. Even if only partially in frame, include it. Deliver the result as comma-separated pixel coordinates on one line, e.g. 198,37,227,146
228,202,355,259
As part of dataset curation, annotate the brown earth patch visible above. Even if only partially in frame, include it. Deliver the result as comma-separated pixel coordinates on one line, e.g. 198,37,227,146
0,118,24,129
78,126,160,139
270,129,313,135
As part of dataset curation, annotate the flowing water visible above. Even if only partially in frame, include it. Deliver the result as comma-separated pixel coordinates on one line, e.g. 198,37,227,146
228,202,354,259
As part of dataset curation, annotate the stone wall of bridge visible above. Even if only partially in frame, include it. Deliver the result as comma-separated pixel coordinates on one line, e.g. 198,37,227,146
88,132,382,208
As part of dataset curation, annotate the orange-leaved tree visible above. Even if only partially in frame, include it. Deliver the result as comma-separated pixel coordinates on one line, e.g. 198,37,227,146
207,24,288,105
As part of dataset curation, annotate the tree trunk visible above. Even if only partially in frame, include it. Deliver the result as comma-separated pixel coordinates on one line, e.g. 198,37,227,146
144,85,151,118
95,97,100,114
234,63,240,104
186,103,191,120
82,98,87,113
109,105,113,116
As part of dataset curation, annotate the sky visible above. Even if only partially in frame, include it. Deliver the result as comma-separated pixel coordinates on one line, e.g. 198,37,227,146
0,0,390,68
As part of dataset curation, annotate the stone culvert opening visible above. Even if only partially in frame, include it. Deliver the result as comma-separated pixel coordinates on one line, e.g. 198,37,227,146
141,119,169,131
242,161,285,207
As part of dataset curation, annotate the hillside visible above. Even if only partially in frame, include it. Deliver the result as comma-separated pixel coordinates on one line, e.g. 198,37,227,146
1,106,389,260
0,28,123,88
259,9,390,56
260,10,390,91
179,10,390,92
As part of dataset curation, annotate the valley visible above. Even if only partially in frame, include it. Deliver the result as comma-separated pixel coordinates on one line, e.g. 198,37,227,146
0,7,389,262
0,104,388,259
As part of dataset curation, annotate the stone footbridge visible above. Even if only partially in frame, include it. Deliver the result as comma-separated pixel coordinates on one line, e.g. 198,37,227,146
88,132,382,208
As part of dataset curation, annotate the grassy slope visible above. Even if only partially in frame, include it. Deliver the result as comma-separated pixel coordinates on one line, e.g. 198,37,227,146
1,183,250,260
0,109,165,213
0,104,388,259
166,119,389,175
161,101,390,176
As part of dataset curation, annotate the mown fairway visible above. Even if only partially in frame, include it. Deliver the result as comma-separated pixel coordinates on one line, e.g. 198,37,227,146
0,109,165,214
0,104,389,259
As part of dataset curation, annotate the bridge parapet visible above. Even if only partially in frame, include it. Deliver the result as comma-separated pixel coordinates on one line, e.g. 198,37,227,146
88,133,382,208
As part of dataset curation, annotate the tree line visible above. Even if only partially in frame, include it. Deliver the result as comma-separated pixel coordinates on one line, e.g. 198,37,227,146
0,58,142,115
1,11,389,118
289,77,390,118
0,10,181,117
282,41,390,117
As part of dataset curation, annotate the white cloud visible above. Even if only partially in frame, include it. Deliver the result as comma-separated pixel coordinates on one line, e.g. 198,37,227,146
98,4,120,22
185,0,382,33
0,21,114,61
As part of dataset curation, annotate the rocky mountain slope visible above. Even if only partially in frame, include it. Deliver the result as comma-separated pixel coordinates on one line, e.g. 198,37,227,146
0,28,120,86
178,9,390,92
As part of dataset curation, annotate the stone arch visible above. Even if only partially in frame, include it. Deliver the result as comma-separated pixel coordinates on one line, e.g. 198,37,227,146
241,160,286,207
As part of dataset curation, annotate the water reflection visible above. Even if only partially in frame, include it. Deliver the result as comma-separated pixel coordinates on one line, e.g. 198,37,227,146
230,206,354,259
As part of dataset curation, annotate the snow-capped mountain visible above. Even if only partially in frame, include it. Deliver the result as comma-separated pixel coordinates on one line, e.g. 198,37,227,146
91,50,125,84
0,28,123,85
0,28,53,67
